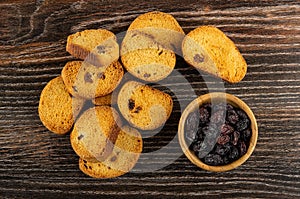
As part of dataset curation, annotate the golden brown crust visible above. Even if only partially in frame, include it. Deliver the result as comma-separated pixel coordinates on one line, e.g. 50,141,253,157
38,76,81,134
117,81,173,130
127,11,184,36
66,29,119,67
121,12,185,82
70,106,122,162
92,93,115,106
61,61,82,96
182,26,247,83
79,126,142,178
61,60,124,99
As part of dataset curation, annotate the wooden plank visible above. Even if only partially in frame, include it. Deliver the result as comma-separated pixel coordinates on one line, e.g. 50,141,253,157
0,0,299,198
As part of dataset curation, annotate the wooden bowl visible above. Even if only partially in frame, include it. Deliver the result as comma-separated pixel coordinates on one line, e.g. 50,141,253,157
178,92,258,172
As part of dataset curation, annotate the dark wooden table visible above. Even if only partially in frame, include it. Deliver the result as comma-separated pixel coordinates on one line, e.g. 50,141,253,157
1,0,299,198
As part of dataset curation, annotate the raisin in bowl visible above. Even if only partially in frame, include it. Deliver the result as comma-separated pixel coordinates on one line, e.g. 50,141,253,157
178,92,258,172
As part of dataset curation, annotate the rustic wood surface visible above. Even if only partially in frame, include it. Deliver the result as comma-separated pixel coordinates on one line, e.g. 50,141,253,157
1,0,299,198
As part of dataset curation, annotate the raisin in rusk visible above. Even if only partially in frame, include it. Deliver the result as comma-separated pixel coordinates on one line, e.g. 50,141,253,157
117,81,173,130
79,126,143,178
70,106,122,162
182,26,247,83
121,11,185,82
61,61,123,99
66,29,119,67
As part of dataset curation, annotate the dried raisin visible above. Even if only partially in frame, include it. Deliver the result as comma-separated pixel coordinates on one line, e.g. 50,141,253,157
186,102,252,166
199,107,210,124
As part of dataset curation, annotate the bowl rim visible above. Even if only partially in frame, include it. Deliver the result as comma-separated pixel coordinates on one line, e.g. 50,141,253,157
178,92,258,172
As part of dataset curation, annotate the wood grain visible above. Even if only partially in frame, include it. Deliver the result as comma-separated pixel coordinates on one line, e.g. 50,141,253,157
1,0,300,198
